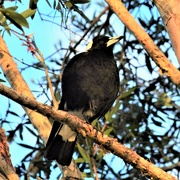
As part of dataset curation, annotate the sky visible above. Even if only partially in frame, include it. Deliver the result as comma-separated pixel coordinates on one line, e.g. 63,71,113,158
0,0,179,179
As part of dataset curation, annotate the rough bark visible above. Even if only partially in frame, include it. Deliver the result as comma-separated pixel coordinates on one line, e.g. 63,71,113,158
0,128,19,180
0,83,177,180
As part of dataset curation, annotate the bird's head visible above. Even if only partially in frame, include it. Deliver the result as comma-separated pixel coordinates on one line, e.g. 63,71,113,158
86,35,123,51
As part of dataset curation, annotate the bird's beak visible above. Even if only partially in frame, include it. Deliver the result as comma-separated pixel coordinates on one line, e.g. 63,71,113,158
86,40,93,51
106,36,124,47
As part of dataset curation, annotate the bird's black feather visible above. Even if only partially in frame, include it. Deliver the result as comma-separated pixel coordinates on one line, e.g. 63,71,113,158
44,35,122,166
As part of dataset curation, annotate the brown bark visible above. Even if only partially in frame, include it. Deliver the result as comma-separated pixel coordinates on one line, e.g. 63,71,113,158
152,0,180,64
0,128,19,180
0,83,177,180
106,0,180,86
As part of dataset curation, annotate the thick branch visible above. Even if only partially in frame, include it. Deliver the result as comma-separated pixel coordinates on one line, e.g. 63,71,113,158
0,83,177,180
152,0,180,64
106,0,180,86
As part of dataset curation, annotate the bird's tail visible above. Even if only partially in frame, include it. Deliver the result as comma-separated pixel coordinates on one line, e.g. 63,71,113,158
44,121,77,166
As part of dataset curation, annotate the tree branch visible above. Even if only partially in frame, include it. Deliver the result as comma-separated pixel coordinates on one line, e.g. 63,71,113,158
105,0,180,86
0,128,19,180
152,0,180,64
0,83,177,180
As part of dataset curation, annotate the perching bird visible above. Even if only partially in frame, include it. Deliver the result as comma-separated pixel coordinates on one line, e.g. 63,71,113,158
44,35,123,166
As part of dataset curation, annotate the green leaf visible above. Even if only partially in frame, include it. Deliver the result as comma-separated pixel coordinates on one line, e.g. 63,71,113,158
104,127,113,135
0,78,6,82
17,143,39,150
75,157,86,163
21,9,36,19
91,119,98,126
25,126,38,137
96,150,103,160
0,11,11,34
45,0,51,8
29,0,38,19
151,118,162,127
53,0,56,9
71,0,90,4
105,100,121,122
121,86,137,99
65,2,73,9
145,53,153,74
7,110,19,117
0,8,29,29
6,6,18,11
29,0,38,10
77,143,90,163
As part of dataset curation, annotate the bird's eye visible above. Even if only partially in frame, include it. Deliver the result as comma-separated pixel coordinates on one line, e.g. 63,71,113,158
100,41,104,44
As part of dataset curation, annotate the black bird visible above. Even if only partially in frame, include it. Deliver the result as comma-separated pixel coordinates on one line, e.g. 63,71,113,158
44,35,123,166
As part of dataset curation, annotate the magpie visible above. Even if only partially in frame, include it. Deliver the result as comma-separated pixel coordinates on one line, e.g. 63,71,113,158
44,35,123,166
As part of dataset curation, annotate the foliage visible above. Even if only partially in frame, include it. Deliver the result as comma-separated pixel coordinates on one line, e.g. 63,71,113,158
0,0,179,179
